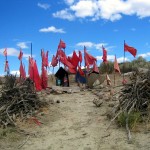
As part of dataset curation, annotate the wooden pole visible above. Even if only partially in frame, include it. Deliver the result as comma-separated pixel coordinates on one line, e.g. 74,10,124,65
123,40,125,82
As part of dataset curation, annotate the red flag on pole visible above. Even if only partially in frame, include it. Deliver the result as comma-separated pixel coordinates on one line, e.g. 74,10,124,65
18,49,23,60
58,39,66,50
124,43,137,57
3,48,7,57
114,55,121,74
102,46,107,63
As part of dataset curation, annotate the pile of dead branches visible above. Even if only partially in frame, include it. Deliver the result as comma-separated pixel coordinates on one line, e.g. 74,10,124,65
0,75,47,127
119,69,150,114
107,69,150,141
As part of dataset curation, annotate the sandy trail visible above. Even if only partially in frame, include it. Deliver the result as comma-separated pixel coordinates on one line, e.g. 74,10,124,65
18,89,150,150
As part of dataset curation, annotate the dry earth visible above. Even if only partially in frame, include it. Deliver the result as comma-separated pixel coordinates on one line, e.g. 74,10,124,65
1,75,150,150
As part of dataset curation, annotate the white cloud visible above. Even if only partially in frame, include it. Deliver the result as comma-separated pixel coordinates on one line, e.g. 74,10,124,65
10,70,20,76
53,9,75,21
39,26,65,33
53,0,150,21
76,42,108,51
117,57,130,63
70,1,97,18
138,52,150,58
37,2,50,10
96,55,130,63
17,42,28,49
0,48,31,59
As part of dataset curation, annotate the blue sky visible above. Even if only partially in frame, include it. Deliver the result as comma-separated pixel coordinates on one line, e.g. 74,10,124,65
0,0,150,76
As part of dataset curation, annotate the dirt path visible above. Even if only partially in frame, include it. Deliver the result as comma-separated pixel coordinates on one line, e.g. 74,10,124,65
16,89,150,150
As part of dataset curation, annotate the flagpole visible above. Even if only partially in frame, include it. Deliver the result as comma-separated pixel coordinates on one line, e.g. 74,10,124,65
114,55,116,86
31,43,32,58
123,40,125,82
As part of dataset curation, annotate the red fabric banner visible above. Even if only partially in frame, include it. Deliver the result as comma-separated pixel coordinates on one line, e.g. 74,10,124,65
124,43,137,57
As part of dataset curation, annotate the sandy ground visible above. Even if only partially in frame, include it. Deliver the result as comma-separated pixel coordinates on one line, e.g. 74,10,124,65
1,75,150,150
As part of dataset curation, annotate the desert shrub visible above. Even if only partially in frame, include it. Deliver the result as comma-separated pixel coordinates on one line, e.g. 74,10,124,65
117,112,141,129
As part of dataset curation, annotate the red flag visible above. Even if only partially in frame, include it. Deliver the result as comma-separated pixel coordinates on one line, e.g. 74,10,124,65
28,57,34,80
71,51,79,68
18,49,23,60
79,51,82,66
19,61,26,79
4,61,9,72
84,46,97,70
41,65,48,89
114,56,121,74
42,50,49,68
92,61,99,74
102,46,107,63
33,60,42,91
78,66,84,76
3,48,7,57
58,39,66,49
124,43,137,57
68,67,76,74
51,55,58,67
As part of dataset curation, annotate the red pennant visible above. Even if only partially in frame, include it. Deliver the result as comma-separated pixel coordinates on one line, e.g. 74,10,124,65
124,43,137,57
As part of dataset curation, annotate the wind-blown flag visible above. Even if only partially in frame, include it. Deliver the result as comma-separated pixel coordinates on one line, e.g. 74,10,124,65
124,43,137,57
79,51,82,66
58,39,66,50
18,49,23,60
3,48,7,57
102,46,107,63
84,46,97,71
114,55,121,74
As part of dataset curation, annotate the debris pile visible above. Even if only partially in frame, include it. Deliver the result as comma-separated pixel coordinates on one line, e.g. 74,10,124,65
0,75,47,127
